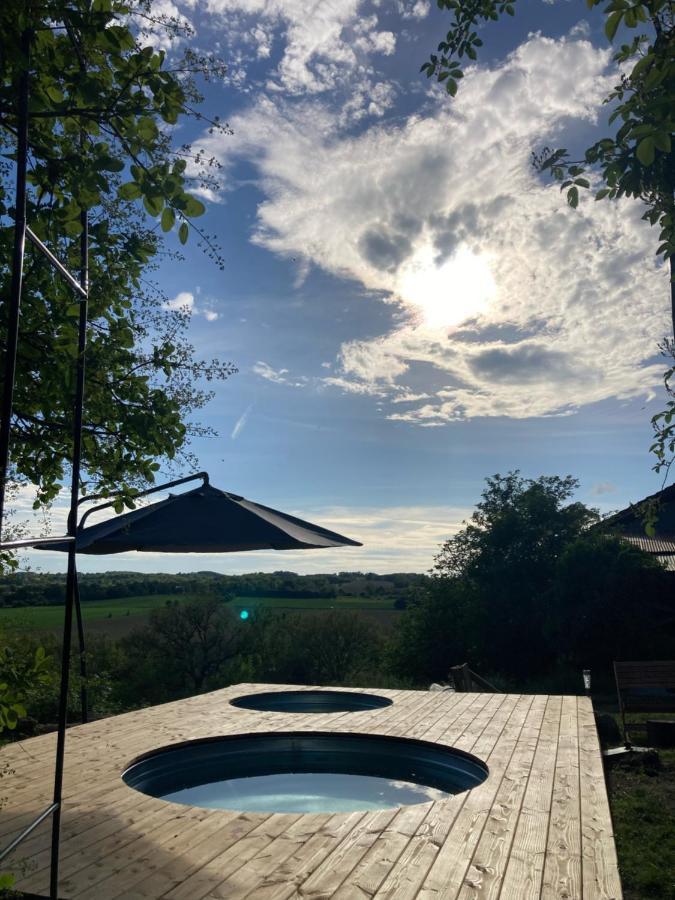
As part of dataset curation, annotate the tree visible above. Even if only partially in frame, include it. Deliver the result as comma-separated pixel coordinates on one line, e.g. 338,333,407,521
387,577,479,684
422,1,675,473
242,610,383,685
0,636,51,732
401,473,597,680
119,597,241,699
0,0,236,508
547,531,673,669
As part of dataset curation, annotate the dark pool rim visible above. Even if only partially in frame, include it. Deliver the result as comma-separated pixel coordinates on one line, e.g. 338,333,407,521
229,689,393,713
122,730,489,813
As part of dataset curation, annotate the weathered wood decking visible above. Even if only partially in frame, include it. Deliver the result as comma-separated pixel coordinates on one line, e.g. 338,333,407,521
0,684,622,899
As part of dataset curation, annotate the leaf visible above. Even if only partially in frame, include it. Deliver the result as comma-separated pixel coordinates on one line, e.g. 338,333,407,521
118,182,142,201
605,10,623,41
636,136,655,165
652,131,671,153
64,219,83,238
178,222,189,244
446,78,458,96
184,195,206,217
143,194,163,217
595,188,610,200
567,186,579,208
161,207,175,232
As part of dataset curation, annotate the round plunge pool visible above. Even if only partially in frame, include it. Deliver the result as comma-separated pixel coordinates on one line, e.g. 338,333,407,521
122,732,489,814
229,690,393,714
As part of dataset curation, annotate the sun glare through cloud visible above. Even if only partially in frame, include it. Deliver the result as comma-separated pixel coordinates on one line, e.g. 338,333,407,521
398,245,496,330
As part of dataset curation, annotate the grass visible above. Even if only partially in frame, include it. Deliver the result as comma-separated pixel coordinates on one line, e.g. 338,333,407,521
596,711,675,900
0,592,398,632
608,747,675,900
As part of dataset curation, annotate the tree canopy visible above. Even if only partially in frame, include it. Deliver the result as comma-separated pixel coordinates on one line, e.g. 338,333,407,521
0,0,235,508
389,472,672,684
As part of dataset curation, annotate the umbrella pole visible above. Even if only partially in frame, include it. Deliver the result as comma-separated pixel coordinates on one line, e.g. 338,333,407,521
49,136,90,899
74,575,89,724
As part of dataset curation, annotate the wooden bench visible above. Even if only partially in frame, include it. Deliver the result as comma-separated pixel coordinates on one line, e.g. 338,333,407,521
614,660,675,746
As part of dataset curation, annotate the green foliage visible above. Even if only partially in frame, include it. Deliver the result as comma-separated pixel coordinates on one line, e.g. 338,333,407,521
650,341,675,475
0,638,51,732
388,472,672,685
115,596,242,702
248,610,383,685
547,531,671,669
0,0,236,507
0,569,424,609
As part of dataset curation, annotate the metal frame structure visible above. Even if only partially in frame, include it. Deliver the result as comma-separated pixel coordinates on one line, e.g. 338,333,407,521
0,25,89,899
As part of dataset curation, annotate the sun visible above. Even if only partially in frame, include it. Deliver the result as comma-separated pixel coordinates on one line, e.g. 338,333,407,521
398,245,496,329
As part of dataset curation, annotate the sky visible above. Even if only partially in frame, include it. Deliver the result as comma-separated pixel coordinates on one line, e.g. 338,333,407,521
20,0,673,575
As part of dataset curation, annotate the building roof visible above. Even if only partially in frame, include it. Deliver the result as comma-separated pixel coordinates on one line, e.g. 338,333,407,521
597,483,675,570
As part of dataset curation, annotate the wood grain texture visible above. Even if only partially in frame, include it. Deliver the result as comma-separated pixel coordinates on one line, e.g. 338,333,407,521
0,684,621,899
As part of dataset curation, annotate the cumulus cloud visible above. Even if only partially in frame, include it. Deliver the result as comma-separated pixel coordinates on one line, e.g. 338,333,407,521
200,0,396,95
194,31,669,421
163,291,220,321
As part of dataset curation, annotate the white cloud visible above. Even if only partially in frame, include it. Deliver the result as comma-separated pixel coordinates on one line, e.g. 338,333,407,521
200,0,396,95
398,0,431,19
164,290,195,312
136,0,194,51
196,31,670,422
231,405,252,439
252,360,308,387
163,291,220,321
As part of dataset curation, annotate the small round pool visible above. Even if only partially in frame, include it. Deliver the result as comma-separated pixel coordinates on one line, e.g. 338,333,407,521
122,732,488,814
230,690,392,714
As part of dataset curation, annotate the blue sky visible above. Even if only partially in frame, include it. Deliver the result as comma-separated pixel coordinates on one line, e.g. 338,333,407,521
24,0,672,575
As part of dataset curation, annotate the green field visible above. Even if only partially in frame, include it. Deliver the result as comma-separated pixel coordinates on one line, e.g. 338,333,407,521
0,593,396,632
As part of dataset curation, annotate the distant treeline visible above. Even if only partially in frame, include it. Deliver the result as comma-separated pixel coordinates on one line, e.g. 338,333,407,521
0,570,429,607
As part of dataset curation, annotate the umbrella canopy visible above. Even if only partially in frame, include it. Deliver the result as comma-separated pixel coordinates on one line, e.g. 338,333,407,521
43,483,361,554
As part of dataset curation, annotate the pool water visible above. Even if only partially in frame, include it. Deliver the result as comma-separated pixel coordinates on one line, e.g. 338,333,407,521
162,771,452,813
123,731,488,815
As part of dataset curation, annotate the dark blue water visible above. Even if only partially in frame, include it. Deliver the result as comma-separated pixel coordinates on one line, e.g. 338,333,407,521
161,771,452,813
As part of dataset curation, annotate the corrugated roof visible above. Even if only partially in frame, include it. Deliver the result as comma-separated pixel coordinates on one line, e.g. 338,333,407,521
623,535,675,554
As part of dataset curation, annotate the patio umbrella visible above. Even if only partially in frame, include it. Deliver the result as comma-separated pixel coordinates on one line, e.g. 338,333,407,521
41,481,362,555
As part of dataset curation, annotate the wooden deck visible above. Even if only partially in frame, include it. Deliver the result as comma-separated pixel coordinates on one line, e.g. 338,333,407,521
0,684,622,899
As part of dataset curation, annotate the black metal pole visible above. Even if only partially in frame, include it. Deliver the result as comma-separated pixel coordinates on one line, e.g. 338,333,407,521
73,202,89,726
49,170,90,900
73,574,88,724
0,29,30,531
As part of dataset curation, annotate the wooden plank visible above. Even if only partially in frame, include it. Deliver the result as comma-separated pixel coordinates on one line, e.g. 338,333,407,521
577,698,623,900
330,801,434,899
498,694,563,900
372,694,521,900
416,694,535,900
162,814,302,900
455,694,548,899
540,695,582,900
